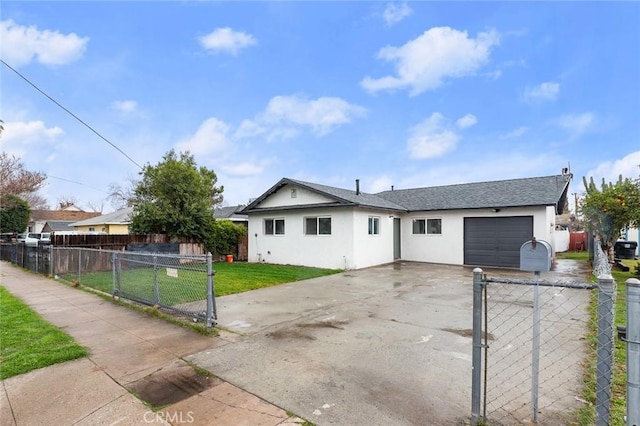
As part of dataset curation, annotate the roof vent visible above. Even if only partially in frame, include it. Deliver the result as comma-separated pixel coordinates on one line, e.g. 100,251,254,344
356,179,360,195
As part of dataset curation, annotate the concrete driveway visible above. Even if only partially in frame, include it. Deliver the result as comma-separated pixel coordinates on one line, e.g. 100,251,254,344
186,261,591,425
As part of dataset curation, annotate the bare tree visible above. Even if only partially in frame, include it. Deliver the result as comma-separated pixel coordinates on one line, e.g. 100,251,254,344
0,152,47,198
86,200,104,213
108,175,138,210
21,193,50,210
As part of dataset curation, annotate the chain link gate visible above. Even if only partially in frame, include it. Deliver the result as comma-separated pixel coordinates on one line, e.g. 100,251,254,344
471,269,596,425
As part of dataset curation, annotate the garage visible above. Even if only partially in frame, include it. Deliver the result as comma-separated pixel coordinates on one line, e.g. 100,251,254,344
464,216,533,268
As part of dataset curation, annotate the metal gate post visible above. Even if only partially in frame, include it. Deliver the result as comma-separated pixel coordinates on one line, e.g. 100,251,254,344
595,275,615,426
471,268,484,425
626,278,640,426
111,251,117,296
153,255,159,305
531,271,541,422
206,252,216,331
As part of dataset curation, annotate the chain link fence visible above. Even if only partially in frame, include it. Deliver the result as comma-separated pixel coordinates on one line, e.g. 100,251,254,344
471,271,594,425
53,247,217,329
0,243,51,275
471,239,638,425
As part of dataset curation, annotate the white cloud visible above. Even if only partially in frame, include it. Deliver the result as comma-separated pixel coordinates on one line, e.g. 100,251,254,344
456,113,478,129
555,112,595,138
407,112,460,159
111,100,138,112
585,151,640,182
221,161,267,177
382,3,413,26
524,81,560,102
2,120,64,146
175,118,230,157
500,126,529,139
236,95,366,141
0,19,88,67
368,175,395,193
198,27,256,55
361,26,500,96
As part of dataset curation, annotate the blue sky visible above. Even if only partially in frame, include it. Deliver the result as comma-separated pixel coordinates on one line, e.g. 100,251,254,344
2,1,639,213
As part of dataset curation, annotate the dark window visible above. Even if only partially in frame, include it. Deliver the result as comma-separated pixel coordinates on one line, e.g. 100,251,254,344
427,218,442,235
368,217,380,235
265,218,285,235
305,217,331,235
412,219,425,234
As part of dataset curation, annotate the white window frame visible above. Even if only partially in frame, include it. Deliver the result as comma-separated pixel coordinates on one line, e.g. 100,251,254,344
426,218,442,235
412,219,426,235
264,218,285,235
368,216,380,235
304,216,332,236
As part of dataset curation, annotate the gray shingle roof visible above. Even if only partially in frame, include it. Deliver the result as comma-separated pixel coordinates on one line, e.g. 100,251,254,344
242,178,406,213
214,205,248,220
376,174,571,212
243,174,571,214
70,207,133,226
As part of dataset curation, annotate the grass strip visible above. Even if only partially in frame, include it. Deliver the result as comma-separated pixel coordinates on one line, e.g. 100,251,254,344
0,286,88,380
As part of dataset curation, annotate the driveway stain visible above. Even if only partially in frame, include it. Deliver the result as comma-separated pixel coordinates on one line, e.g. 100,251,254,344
127,361,219,407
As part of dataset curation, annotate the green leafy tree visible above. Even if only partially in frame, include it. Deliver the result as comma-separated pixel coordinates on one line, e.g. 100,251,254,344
208,220,247,256
0,194,30,233
129,150,224,243
579,175,640,257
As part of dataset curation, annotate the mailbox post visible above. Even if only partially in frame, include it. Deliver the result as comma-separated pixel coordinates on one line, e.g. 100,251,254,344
520,237,552,422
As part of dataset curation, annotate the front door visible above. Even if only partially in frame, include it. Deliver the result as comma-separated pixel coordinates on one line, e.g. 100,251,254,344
393,218,401,259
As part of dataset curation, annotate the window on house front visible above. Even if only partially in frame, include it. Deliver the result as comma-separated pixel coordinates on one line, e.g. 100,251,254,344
89,227,96,232
413,218,442,234
305,217,331,235
427,218,442,235
368,217,380,235
412,219,426,234
264,218,285,235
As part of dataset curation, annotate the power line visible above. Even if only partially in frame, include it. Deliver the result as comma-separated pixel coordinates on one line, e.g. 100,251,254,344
1,59,143,170
47,175,110,194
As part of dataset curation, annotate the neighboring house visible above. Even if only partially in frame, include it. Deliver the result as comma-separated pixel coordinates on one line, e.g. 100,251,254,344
28,209,101,233
241,173,572,270
42,220,77,233
622,226,640,256
70,207,133,234
214,205,248,227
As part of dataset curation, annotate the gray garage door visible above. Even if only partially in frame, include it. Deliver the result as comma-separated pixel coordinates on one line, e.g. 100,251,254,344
464,216,533,268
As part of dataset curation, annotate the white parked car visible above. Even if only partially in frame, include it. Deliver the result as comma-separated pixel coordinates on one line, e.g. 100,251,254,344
25,233,41,247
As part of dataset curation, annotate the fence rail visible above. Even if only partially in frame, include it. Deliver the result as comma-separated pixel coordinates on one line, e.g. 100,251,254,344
0,243,217,329
472,239,639,425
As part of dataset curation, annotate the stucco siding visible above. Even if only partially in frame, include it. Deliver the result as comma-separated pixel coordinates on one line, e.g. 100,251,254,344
259,184,334,208
351,210,395,269
401,207,550,265
247,207,355,269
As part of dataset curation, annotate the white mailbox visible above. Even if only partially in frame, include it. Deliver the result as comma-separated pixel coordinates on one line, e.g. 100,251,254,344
520,238,552,272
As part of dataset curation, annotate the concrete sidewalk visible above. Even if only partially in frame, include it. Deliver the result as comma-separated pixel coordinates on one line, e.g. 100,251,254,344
0,262,299,426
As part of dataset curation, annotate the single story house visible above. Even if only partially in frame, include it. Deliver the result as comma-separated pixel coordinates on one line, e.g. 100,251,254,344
241,172,572,270
70,207,133,234
28,208,101,233
214,205,248,227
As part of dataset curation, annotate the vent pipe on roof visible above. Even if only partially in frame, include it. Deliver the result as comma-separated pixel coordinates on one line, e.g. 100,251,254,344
356,179,360,195
391,185,394,191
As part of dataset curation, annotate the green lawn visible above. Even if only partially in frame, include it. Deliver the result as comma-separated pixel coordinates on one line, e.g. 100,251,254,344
576,258,637,425
61,262,342,304
556,250,590,260
0,286,88,380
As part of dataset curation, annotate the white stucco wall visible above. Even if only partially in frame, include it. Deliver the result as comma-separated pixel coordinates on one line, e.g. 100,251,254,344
247,207,355,270
247,206,396,270
401,206,552,265
351,209,395,269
